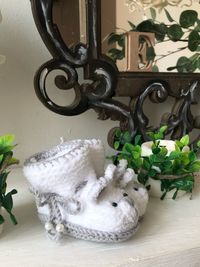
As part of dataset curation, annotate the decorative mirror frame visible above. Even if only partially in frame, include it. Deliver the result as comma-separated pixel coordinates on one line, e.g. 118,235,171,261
30,0,200,147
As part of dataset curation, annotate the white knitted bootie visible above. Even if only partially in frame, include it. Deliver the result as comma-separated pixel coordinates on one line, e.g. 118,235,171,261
23,140,141,242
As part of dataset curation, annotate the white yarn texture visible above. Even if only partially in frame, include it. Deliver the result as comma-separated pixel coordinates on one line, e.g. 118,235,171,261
23,139,148,242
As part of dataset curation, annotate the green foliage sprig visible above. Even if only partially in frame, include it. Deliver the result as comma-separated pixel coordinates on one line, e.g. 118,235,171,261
111,127,200,199
108,9,200,73
0,135,19,225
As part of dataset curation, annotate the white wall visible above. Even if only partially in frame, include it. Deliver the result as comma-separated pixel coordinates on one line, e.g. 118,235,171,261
0,0,118,165
0,1,194,166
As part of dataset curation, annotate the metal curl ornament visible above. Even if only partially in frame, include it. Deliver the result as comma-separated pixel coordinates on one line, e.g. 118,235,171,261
161,81,198,140
130,82,168,140
34,59,88,116
31,0,88,67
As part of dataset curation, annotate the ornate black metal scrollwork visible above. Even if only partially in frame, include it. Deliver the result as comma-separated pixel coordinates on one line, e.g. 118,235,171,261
31,0,200,148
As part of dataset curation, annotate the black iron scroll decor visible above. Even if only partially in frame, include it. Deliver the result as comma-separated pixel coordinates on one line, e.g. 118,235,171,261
31,0,200,147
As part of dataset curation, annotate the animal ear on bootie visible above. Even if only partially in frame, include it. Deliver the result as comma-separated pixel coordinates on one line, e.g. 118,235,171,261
114,159,137,188
88,164,116,201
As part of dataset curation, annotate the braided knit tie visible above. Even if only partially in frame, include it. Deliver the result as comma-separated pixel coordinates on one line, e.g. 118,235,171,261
30,188,81,241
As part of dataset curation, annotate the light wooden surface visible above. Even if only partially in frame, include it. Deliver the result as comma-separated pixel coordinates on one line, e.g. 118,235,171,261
1,168,200,267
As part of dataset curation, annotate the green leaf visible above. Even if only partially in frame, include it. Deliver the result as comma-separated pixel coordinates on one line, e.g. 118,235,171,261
154,133,163,140
118,154,129,162
0,214,5,224
128,21,136,30
115,129,121,138
123,131,131,143
160,191,167,200
188,31,200,52
0,134,15,147
146,47,156,61
150,7,156,21
132,151,140,159
0,155,3,165
118,36,125,48
143,158,151,171
149,169,157,177
168,175,194,192
0,135,16,155
197,140,200,148
152,147,161,154
180,135,189,146
172,190,178,200
9,213,17,225
2,192,13,212
176,57,192,73
0,172,9,194
179,10,198,28
146,131,155,140
167,24,184,41
136,20,154,32
153,23,167,42
161,160,173,173
167,66,177,71
133,158,143,169
138,172,149,185
189,161,200,172
152,65,159,72
168,151,181,160
160,147,168,157
108,33,124,46
124,143,134,153
8,157,19,166
188,151,196,162
133,145,142,153
134,135,142,146
2,190,17,213
108,48,125,61
159,126,168,134
114,141,120,150
164,8,174,22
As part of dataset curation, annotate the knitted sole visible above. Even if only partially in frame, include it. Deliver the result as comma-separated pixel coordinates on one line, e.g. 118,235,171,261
39,214,139,243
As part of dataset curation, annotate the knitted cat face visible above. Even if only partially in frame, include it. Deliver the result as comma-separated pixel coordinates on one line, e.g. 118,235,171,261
63,180,139,233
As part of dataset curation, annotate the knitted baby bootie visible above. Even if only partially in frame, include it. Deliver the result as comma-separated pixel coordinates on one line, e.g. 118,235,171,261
23,140,141,242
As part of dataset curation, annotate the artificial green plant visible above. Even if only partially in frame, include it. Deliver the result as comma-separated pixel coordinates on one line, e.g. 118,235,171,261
108,9,200,73
0,135,19,225
111,126,200,199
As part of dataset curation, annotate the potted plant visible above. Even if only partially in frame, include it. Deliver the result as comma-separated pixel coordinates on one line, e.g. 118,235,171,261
0,134,19,233
111,126,200,199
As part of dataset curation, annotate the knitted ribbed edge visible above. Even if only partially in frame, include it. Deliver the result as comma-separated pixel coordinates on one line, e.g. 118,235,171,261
38,213,139,243
23,140,90,173
24,139,103,168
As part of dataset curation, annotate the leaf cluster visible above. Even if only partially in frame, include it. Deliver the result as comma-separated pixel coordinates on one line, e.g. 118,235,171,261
107,9,200,73
0,135,19,225
111,127,200,199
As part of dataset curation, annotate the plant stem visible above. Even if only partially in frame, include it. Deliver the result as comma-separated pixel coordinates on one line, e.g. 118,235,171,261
154,46,188,64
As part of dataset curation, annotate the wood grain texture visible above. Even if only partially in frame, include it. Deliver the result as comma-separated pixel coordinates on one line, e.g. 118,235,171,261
1,168,200,267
